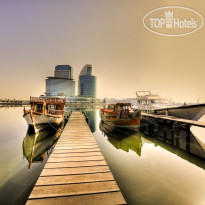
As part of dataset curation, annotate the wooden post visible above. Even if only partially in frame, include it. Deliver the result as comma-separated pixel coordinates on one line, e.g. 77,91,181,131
163,129,167,142
176,137,180,148
163,120,167,142
154,118,158,138
171,121,176,146
186,124,191,152
176,123,180,136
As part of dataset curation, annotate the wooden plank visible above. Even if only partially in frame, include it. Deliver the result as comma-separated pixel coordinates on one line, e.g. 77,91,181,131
52,148,101,153
41,166,110,176
59,135,94,138
51,152,102,157
48,156,104,163
57,139,96,142
58,139,95,142
54,146,99,149
36,172,114,186
44,160,107,169
58,139,94,141
26,191,126,205
29,181,120,199
56,143,97,146
55,144,98,147
54,146,99,150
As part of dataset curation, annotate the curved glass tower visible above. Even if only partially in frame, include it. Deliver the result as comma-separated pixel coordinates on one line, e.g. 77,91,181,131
78,64,96,98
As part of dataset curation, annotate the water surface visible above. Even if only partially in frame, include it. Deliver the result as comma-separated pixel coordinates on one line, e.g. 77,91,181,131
0,107,205,205
91,111,205,205
0,107,58,204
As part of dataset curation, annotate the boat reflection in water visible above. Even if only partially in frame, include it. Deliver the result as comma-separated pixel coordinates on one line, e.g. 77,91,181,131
100,121,143,156
100,120,205,171
23,126,63,168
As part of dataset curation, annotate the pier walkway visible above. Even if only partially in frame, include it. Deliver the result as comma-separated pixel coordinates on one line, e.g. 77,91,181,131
26,112,126,205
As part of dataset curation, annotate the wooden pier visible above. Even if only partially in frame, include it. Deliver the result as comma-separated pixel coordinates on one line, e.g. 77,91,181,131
26,112,126,205
141,113,205,159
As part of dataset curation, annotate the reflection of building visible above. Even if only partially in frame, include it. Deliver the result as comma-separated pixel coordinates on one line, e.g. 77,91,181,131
105,98,134,104
46,65,75,97
78,64,96,98
66,96,102,103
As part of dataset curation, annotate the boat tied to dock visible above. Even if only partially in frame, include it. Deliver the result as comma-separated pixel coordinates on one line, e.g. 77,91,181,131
131,91,205,120
100,103,141,130
23,97,66,130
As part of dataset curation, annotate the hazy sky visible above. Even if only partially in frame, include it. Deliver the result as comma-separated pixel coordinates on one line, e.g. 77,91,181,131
0,0,204,102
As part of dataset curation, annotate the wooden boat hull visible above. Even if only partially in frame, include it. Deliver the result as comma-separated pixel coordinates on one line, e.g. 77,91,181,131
100,111,140,130
23,111,63,127
24,112,33,126
102,117,140,129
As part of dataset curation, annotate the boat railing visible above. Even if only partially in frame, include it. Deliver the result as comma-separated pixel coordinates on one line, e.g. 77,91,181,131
30,97,66,104
142,107,154,114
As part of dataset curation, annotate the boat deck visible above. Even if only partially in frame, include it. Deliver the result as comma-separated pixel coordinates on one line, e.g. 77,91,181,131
26,111,126,205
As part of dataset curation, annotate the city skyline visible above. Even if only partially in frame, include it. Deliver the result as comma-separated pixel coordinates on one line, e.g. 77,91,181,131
0,0,204,103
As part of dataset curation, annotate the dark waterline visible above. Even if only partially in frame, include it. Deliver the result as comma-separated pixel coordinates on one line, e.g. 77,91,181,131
0,107,205,205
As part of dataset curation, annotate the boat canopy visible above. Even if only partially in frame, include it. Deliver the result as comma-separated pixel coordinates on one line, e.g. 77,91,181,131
30,97,66,104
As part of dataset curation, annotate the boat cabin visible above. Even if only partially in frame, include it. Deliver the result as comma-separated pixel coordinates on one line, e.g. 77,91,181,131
130,91,173,110
30,97,66,115
107,103,131,111
137,96,171,106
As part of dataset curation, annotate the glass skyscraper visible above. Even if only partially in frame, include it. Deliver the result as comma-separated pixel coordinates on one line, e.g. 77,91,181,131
46,65,75,97
78,64,96,98
54,65,73,79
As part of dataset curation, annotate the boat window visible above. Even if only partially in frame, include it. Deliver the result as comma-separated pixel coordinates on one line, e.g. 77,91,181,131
150,99,170,104
37,104,43,109
139,100,148,105
50,105,55,109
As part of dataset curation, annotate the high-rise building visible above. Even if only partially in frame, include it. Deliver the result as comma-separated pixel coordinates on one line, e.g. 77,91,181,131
78,64,96,98
54,65,73,79
45,65,75,97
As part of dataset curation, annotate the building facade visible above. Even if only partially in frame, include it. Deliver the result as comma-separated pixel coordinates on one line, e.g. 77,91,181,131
46,65,75,97
78,64,96,98
54,65,73,79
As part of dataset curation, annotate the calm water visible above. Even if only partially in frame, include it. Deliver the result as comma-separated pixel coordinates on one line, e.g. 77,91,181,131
0,107,58,204
0,107,205,205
